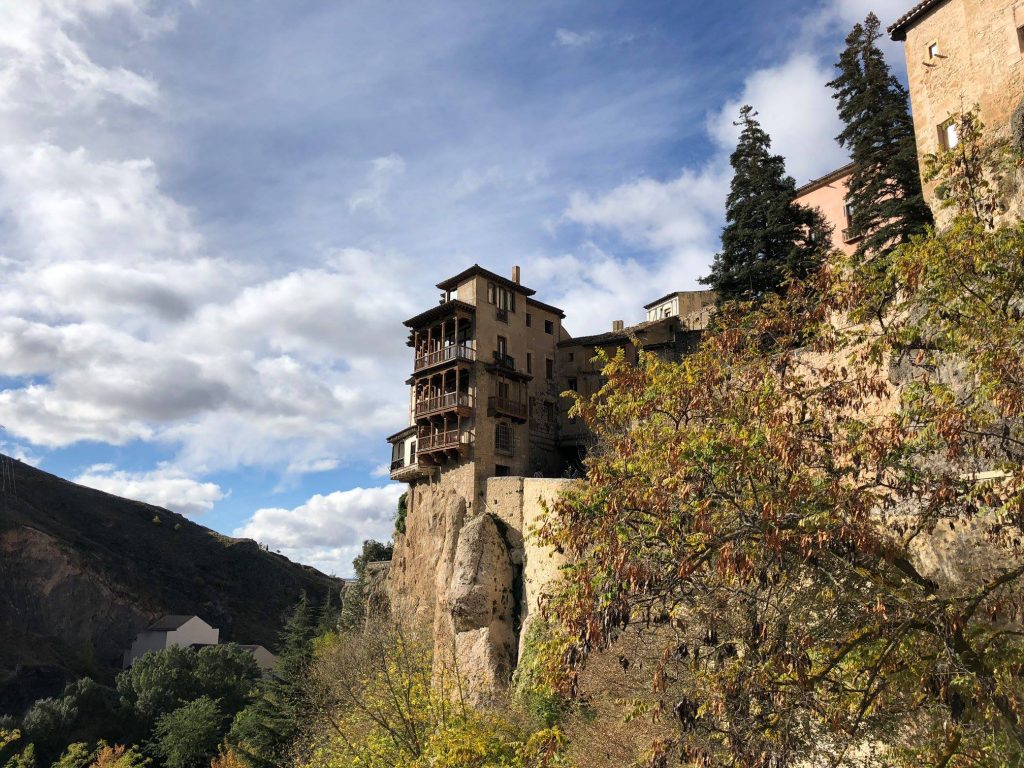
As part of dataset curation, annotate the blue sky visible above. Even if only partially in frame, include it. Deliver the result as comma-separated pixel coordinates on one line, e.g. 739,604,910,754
0,0,913,575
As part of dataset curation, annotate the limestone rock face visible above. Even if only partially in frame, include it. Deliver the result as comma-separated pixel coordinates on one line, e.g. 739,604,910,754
388,474,573,701
445,514,517,697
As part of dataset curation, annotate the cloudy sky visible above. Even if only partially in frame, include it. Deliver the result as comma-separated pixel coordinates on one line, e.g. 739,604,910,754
0,0,913,575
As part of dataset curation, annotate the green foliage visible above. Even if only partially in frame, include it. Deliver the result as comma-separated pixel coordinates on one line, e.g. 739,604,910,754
51,742,97,768
152,697,223,768
395,492,408,535
88,744,149,768
117,644,258,728
297,621,562,768
829,12,932,270
351,540,393,581
21,679,122,764
3,743,35,768
511,620,567,728
702,105,831,302
541,120,1024,766
228,596,318,768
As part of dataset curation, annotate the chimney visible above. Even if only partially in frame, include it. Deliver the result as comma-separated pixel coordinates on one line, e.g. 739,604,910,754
512,265,521,284
612,320,624,332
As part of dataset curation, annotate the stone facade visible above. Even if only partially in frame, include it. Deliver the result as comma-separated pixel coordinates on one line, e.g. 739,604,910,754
891,0,1024,215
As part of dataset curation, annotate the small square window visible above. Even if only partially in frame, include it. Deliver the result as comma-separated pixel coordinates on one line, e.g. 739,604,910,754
544,320,554,334
927,41,939,59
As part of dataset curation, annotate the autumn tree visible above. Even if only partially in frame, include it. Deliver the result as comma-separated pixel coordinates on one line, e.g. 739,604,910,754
829,13,932,269
702,105,832,302
539,117,1024,767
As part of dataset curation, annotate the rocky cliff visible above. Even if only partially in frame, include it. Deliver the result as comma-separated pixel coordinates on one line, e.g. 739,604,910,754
387,469,569,700
0,456,338,716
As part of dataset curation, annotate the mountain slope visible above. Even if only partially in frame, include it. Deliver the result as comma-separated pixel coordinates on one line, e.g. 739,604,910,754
0,455,338,715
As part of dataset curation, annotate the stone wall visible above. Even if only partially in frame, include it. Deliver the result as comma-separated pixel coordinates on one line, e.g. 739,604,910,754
901,0,1024,219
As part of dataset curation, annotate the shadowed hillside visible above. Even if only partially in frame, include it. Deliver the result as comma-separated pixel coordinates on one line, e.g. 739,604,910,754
0,455,338,716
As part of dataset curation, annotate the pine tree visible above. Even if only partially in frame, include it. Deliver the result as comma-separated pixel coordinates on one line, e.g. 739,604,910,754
227,595,315,768
828,13,932,266
702,106,831,302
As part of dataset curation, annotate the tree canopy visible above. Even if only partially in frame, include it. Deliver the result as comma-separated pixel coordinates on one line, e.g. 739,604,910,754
539,117,1024,767
702,105,831,302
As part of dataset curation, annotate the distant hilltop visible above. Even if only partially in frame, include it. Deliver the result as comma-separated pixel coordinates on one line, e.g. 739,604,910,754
0,455,338,716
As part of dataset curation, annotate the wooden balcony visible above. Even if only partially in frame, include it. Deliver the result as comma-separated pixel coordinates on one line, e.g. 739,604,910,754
488,396,528,422
414,344,475,373
389,457,435,482
418,429,465,453
415,392,474,418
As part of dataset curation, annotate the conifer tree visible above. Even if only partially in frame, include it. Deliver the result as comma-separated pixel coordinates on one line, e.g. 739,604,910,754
828,13,932,265
703,106,831,302
228,595,315,768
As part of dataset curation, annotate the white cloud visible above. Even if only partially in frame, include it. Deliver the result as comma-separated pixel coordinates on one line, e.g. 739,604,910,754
348,153,406,215
233,485,403,576
74,463,226,516
554,28,601,48
707,53,848,185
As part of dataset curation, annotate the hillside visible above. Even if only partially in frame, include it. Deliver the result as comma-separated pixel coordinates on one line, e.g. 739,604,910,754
0,455,338,715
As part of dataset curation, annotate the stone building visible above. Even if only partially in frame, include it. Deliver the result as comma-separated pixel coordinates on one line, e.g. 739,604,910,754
385,267,715,697
556,292,713,462
889,0,1024,211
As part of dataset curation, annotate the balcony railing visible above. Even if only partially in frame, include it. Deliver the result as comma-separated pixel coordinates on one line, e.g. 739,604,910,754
414,344,475,372
492,351,516,370
488,396,528,420
418,430,464,452
841,227,861,244
390,458,405,471
415,392,473,418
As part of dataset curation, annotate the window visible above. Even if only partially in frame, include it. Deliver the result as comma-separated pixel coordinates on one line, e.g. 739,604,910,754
495,464,511,477
939,118,959,150
1018,25,1024,53
526,352,533,374
497,336,508,357
526,313,532,327
568,352,574,362
498,379,510,399
544,320,554,334
568,377,577,392
495,424,515,456
927,41,939,59
409,440,416,463
844,201,855,227
488,282,515,312
544,402,555,423
545,358,554,380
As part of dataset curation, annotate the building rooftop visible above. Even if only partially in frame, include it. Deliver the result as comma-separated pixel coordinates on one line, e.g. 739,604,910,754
794,161,856,197
525,296,566,318
888,0,947,40
147,614,199,632
435,264,537,296
402,299,476,329
642,290,716,311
